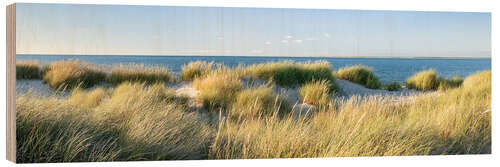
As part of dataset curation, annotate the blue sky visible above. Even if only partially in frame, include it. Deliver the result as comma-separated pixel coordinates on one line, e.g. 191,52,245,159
16,3,491,57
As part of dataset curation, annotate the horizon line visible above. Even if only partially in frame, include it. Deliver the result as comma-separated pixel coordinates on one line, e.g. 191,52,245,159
16,53,492,59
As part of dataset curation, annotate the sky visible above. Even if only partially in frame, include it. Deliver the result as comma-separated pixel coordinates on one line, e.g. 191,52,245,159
16,3,491,57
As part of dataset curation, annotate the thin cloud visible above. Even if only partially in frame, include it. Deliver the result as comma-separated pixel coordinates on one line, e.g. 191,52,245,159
281,40,289,44
294,39,303,43
265,41,272,45
285,35,293,39
324,33,331,38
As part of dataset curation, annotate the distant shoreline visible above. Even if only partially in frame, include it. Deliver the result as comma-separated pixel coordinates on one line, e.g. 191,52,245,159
16,54,491,60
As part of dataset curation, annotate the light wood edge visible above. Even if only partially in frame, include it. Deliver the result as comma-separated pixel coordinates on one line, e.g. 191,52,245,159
6,3,16,163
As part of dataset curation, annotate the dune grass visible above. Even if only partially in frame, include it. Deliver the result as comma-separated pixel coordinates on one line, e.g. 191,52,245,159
109,64,174,85
336,65,381,89
210,71,491,158
16,61,41,79
193,72,243,111
245,61,339,92
42,59,107,89
16,82,214,163
438,76,464,91
15,59,491,162
180,61,214,81
230,86,290,119
69,87,108,109
299,80,334,106
406,69,464,91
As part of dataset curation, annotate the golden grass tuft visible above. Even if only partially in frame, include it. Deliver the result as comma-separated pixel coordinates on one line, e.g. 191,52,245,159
299,80,333,106
42,59,106,89
230,86,290,119
180,61,214,81
69,87,108,109
109,64,174,85
336,65,381,89
193,73,242,111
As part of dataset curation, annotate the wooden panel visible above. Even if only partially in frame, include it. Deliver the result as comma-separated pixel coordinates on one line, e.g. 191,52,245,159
6,3,17,163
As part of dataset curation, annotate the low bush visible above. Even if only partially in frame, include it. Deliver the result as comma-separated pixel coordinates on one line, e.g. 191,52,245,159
193,73,242,111
180,61,214,81
16,61,41,79
336,65,381,89
109,64,174,85
299,80,333,106
42,59,106,89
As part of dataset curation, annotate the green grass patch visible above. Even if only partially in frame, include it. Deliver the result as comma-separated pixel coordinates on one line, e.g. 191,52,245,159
336,65,381,89
406,69,464,91
16,61,41,79
383,82,402,91
245,61,340,92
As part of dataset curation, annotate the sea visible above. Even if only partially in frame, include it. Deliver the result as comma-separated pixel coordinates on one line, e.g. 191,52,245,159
16,54,491,83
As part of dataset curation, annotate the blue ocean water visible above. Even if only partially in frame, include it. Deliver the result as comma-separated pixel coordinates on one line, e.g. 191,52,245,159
16,54,491,83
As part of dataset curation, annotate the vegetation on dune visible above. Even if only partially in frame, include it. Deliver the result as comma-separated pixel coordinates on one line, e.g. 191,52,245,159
193,72,243,111
230,86,290,119
406,69,464,91
69,87,108,109
211,71,491,158
16,82,214,163
180,61,214,81
336,65,381,89
42,59,106,89
245,61,340,92
299,80,334,106
383,82,402,91
16,61,41,79
438,76,464,91
109,64,174,85
15,59,491,161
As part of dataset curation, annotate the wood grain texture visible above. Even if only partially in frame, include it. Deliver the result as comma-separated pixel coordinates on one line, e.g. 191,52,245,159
6,3,16,163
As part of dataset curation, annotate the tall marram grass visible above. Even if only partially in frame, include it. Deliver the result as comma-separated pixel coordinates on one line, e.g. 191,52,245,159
69,87,108,109
336,65,381,89
299,80,334,106
43,59,106,89
180,61,214,81
230,86,290,119
16,82,214,163
210,71,491,158
16,61,42,79
193,72,242,111
109,64,174,85
246,61,339,92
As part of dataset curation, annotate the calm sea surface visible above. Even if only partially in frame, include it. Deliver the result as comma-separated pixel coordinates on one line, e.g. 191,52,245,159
16,54,491,83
